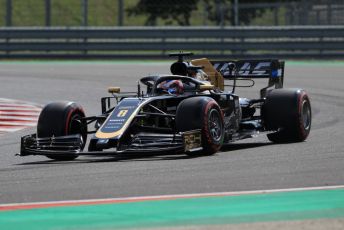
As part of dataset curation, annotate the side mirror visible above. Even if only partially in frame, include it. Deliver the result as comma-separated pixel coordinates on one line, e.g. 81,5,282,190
108,87,121,94
199,84,215,91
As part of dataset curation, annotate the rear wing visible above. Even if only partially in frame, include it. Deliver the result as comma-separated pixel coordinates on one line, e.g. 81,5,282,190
211,60,285,98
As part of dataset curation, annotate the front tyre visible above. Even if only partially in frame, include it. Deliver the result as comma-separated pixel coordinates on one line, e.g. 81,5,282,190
37,102,87,160
176,97,224,156
263,89,311,143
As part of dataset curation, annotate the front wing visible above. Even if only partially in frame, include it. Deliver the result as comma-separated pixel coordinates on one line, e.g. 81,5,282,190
19,130,202,157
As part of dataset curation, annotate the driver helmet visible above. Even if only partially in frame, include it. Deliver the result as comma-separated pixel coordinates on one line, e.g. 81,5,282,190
159,79,184,94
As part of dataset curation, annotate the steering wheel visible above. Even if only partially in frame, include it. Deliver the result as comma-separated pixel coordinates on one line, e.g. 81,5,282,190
155,88,172,95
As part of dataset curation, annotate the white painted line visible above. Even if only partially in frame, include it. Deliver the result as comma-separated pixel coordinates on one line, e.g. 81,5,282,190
0,98,41,135
0,121,37,126
1,185,344,208
0,116,38,121
0,104,38,108
0,111,40,116
0,99,42,108
0,127,26,132
0,107,41,112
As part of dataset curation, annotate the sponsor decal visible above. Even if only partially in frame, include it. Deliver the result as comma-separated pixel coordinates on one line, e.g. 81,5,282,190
97,99,141,137
183,130,202,152
117,109,128,117
213,61,278,78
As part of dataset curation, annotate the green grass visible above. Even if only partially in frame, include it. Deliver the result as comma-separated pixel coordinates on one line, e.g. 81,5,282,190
0,0,289,27
1,189,344,230
0,0,127,26
0,0,5,26
0,0,152,26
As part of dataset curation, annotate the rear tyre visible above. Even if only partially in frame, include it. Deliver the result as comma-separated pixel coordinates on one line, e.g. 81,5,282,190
263,89,311,143
37,102,87,160
176,97,224,156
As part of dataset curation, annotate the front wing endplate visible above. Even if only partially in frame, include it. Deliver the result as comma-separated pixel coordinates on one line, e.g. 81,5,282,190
182,129,202,152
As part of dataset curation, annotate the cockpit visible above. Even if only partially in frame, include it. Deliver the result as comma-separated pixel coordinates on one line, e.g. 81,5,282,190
140,75,210,96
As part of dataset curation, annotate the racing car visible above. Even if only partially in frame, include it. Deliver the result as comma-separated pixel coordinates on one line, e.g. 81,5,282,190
20,52,311,160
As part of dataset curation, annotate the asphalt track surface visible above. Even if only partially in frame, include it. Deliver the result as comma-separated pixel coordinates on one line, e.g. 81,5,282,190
0,61,344,205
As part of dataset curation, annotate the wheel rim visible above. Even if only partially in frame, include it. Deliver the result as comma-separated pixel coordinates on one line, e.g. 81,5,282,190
208,109,222,142
301,99,311,130
69,114,82,135
69,114,87,150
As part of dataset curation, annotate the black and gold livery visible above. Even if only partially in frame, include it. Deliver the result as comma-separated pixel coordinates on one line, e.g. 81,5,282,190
20,53,311,160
